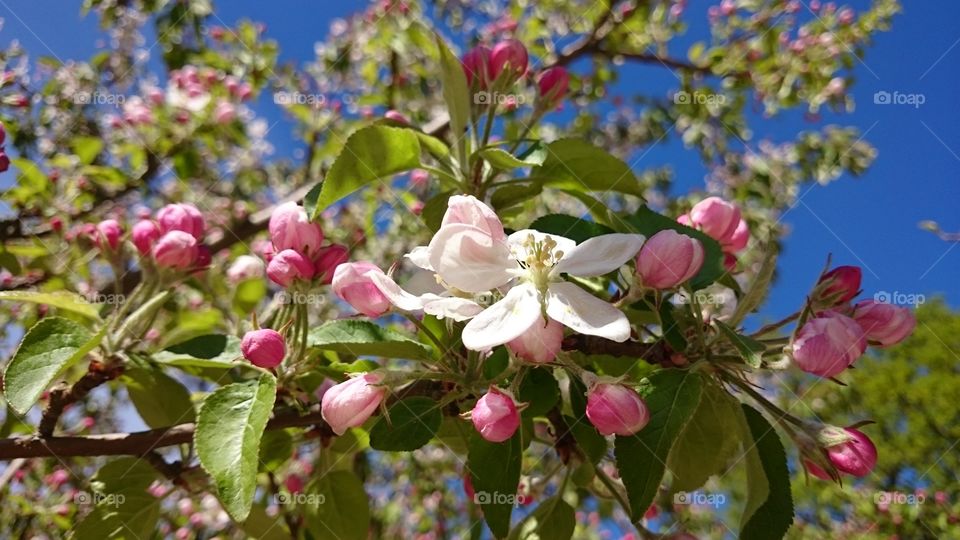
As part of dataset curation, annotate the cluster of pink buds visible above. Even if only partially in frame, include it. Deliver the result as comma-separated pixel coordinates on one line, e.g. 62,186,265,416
132,203,210,271
165,65,251,118
264,202,348,288
678,196,750,271
0,121,9,173
788,265,916,378
461,40,571,108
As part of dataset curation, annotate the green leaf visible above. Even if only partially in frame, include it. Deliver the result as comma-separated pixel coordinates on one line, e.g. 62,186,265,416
233,278,267,314
195,373,277,522
614,370,703,519
0,290,102,321
0,250,21,275
309,320,432,360
312,125,421,217
529,214,615,243
491,181,544,212
508,496,576,540
369,396,442,451
303,470,370,540
155,334,243,369
434,34,470,159
738,404,795,540
667,382,742,493
3,317,102,414
566,415,607,464
123,366,195,428
532,139,644,197
422,189,454,232
715,320,766,369
517,368,559,418
259,429,294,472
468,432,522,538
71,136,104,165
242,503,289,540
729,243,778,326
623,206,725,289
73,457,161,539
480,148,545,170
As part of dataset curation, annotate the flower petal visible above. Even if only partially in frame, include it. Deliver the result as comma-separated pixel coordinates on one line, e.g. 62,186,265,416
546,281,631,342
442,195,507,241
428,223,515,293
462,283,541,350
421,294,484,322
554,233,645,277
405,246,434,270
366,270,424,312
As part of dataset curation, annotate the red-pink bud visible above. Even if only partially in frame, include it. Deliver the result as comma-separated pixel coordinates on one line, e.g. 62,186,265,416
462,45,492,88
284,475,304,494
331,262,391,317
791,311,866,378
157,203,205,240
471,387,520,442
507,317,563,363
489,40,528,86
805,427,877,479
241,329,286,368
321,372,386,435
681,197,748,254
268,202,324,257
213,100,236,124
0,150,10,173
852,300,916,347
153,230,199,269
314,244,349,285
50,216,64,233
132,220,161,256
410,169,429,187
585,383,650,436
636,230,705,289
537,67,570,105
96,219,123,251
383,110,409,125
267,249,315,288
0,120,6,146
818,266,862,305
194,244,211,268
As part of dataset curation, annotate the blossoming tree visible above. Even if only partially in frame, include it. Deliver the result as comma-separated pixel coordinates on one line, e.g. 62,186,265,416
0,0,914,538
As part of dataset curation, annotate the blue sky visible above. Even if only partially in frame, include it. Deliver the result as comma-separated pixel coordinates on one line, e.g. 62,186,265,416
0,0,956,322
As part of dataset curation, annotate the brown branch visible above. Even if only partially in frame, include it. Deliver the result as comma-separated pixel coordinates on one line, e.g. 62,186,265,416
562,335,669,365
38,360,124,437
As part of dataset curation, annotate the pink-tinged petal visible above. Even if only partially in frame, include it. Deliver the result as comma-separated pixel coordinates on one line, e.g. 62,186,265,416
462,284,541,350
420,295,484,322
366,270,425,312
428,224,515,293
546,281,631,342
555,234,646,277
405,246,434,270
442,195,507,242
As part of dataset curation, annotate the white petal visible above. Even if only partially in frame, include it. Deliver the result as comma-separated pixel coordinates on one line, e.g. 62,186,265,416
428,224,515,293
421,295,484,322
367,271,424,311
507,229,577,261
462,284,541,350
546,281,631,342
405,246,434,270
554,233,646,277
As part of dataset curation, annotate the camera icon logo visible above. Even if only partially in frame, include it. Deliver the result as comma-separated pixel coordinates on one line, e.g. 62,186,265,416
873,90,891,105
474,491,492,504
474,91,491,105
674,91,691,104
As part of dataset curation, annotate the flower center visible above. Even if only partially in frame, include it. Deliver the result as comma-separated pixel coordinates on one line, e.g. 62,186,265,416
518,233,564,296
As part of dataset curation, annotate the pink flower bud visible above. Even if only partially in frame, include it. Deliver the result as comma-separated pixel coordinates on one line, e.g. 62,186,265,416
157,203,205,240
636,230,705,289
585,383,650,436
537,67,570,105
50,217,63,233
213,100,236,124
838,8,855,25
0,120,6,145
267,249,315,288
791,311,867,378
241,328,286,368
96,219,123,251
132,220,161,256
194,244,211,268
226,255,265,283
817,266,862,305
384,110,409,124
331,262,392,317
852,300,916,347
123,97,154,125
268,202,324,257
507,317,563,363
681,197,748,253
153,230,199,269
805,427,877,479
441,194,507,242
489,40,528,85
0,150,8,173
314,244,349,285
321,372,386,435
471,387,521,442
462,45,492,88
410,169,429,187
285,475,304,494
